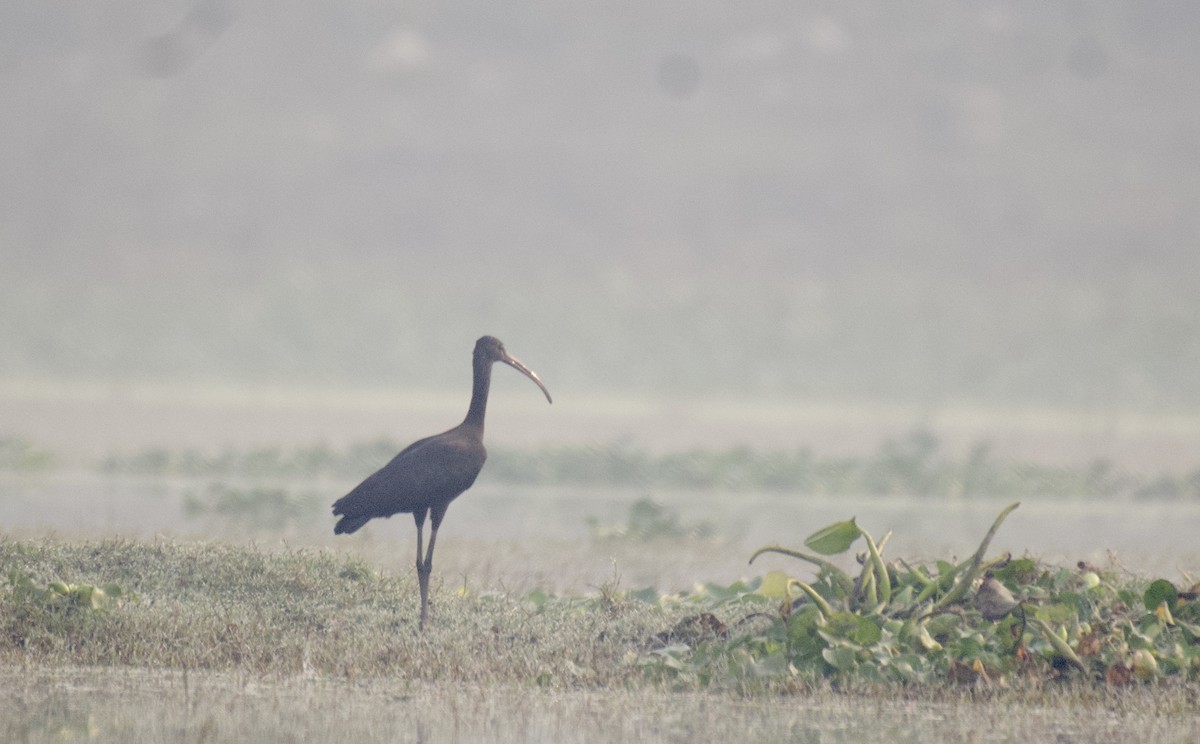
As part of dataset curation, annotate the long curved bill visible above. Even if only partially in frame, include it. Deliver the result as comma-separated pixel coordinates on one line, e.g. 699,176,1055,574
501,354,553,404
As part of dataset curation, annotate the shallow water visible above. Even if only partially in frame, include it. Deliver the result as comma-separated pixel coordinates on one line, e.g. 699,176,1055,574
2,472,1198,593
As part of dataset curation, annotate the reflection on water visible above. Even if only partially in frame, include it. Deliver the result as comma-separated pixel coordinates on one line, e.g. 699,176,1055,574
3,472,1198,585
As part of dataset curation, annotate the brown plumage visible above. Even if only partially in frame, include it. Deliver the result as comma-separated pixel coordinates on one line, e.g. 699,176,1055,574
332,335,552,630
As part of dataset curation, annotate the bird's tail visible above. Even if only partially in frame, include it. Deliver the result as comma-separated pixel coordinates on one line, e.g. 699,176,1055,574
333,514,371,535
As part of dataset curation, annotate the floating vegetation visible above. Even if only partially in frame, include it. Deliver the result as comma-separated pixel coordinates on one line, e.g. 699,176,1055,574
81,431,1200,500
587,497,717,541
0,437,55,473
182,483,323,531
491,434,1165,499
97,439,401,480
633,503,1200,689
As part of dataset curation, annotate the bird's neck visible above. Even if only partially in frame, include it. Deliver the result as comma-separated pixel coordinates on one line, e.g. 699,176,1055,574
462,357,492,431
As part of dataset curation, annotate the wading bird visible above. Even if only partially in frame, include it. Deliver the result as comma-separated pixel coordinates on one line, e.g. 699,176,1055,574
332,336,552,630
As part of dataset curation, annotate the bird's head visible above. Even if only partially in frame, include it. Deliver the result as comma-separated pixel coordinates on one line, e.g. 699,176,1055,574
475,336,553,404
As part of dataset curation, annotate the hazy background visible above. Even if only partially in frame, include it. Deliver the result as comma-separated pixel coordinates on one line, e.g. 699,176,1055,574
3,1,1200,589
3,1,1199,463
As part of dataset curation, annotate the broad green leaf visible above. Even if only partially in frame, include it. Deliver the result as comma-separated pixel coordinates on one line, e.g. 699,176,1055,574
804,518,862,555
787,610,826,660
925,613,961,637
851,616,883,646
993,557,1037,584
1033,602,1077,623
821,646,859,671
824,611,862,639
1055,591,1090,619
758,570,791,599
1131,648,1159,680
821,612,881,646
1143,579,1178,612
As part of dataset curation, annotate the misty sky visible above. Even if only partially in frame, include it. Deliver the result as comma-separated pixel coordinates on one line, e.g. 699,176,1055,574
2,1,1198,413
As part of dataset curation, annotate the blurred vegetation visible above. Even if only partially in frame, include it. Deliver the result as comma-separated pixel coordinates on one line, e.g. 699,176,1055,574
181,483,323,532
97,438,401,480
85,430,1200,501
587,497,717,541
0,437,55,473
498,433,1200,500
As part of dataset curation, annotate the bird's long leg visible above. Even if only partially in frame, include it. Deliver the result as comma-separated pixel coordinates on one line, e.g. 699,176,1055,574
413,510,430,631
417,504,449,631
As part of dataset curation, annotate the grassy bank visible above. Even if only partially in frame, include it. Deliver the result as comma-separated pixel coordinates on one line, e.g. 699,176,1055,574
0,537,662,684
3,516,1198,692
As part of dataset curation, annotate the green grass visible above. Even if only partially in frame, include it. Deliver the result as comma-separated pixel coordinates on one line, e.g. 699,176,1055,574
0,537,672,684
3,527,1200,743
4,514,1198,691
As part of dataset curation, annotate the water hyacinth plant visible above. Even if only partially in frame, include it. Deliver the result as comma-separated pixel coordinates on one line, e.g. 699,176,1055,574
636,503,1200,689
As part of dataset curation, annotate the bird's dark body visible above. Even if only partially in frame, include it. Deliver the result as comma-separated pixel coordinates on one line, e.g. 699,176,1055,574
331,335,551,631
332,428,486,535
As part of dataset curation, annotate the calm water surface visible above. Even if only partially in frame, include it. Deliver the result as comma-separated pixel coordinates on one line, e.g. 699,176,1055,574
3,472,1197,588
